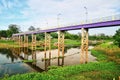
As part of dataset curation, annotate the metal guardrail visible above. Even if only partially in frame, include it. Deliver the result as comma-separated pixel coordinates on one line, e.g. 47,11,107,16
42,14,120,30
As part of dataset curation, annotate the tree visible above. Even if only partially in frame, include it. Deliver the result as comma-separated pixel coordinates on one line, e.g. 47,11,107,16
7,30,12,38
28,26,35,31
113,28,120,48
7,24,20,37
0,30,7,38
8,24,20,33
51,32,58,38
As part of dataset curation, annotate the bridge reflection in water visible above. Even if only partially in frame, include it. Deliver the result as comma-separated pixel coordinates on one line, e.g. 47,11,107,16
11,47,64,71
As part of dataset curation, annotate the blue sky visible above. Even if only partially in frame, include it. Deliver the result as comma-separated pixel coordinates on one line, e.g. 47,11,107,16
0,0,120,35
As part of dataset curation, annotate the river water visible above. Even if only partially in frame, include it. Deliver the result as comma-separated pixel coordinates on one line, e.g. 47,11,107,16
0,47,96,77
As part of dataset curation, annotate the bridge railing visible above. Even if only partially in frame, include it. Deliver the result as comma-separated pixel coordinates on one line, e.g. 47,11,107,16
88,14,120,24
42,14,120,30
66,14,120,27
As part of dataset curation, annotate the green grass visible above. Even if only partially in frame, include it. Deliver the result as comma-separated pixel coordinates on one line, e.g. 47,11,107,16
34,39,80,51
0,40,19,48
0,39,80,49
91,50,108,62
1,62,120,80
92,41,120,64
22,60,36,63
0,40,14,44
1,40,120,80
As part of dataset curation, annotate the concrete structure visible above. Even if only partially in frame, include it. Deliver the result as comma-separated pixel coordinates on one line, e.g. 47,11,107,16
12,14,120,63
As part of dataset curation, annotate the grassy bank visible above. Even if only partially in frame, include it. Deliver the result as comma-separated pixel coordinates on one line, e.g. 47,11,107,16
0,39,81,50
0,40,18,48
1,62,120,80
91,42,120,64
1,40,120,80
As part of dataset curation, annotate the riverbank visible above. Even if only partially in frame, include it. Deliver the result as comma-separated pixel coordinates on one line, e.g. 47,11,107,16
1,41,120,80
0,39,80,50
1,62,119,80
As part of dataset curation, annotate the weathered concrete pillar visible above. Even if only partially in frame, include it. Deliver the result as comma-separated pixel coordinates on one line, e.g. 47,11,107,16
45,59,50,71
18,35,23,47
58,31,65,57
44,32,51,71
24,35,28,47
32,50,36,65
44,32,51,59
58,57,64,66
80,28,89,63
58,31,65,65
24,47,28,60
32,34,36,50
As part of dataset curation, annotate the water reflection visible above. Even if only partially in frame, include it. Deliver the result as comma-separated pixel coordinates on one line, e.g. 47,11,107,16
58,57,64,66
0,48,36,77
0,46,96,77
0,48,18,63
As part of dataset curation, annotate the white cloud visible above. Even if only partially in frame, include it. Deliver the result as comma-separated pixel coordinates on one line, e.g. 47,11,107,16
19,0,120,31
1,0,119,35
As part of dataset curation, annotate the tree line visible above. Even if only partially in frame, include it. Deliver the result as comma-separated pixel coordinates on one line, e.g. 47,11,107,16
0,24,120,48
0,24,20,38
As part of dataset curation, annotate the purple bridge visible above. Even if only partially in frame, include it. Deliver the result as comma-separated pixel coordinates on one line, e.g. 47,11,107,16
12,14,120,63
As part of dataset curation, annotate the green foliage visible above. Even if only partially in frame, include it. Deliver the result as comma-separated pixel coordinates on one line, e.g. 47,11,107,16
113,28,120,48
28,26,35,31
48,65,61,70
0,30,7,38
65,39,80,46
92,41,120,64
0,24,20,38
91,50,108,62
22,60,36,63
89,33,113,40
65,31,80,40
8,24,20,34
0,40,14,44
36,33,44,40
51,32,58,38
2,62,120,80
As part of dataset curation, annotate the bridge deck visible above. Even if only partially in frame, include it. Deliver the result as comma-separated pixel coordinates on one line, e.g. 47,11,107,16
13,20,120,36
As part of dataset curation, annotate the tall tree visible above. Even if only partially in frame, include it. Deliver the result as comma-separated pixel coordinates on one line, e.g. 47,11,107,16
0,30,7,38
8,24,20,37
8,24,20,33
113,28,120,48
28,26,35,31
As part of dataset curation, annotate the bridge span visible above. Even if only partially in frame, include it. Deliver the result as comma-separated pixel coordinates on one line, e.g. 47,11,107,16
12,14,120,63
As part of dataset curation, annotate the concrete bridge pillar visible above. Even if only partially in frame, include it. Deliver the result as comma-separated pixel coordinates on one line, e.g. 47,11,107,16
24,35,28,47
58,31,65,57
45,59,51,71
80,28,89,63
32,34,36,50
58,31,65,65
32,50,36,65
44,32,51,59
18,35,23,47
14,36,19,44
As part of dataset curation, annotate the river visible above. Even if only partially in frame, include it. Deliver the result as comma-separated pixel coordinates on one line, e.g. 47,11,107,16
0,46,96,77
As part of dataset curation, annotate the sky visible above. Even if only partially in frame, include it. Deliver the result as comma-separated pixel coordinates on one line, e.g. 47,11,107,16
0,0,120,35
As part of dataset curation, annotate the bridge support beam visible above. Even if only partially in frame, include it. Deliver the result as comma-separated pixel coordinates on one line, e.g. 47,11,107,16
24,48,28,60
24,35,28,47
80,28,89,63
44,32,51,70
19,35,23,47
32,34,36,50
32,50,36,65
14,36,19,44
58,31,65,65
44,32,51,59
